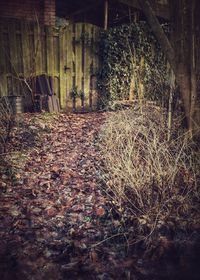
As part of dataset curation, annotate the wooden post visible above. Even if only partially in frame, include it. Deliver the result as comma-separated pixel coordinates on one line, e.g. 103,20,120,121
104,0,108,30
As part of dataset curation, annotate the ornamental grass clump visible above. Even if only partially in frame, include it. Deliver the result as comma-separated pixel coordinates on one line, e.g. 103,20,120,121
98,105,200,247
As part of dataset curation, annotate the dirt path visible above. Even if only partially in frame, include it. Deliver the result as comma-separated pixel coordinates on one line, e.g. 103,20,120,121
0,113,134,280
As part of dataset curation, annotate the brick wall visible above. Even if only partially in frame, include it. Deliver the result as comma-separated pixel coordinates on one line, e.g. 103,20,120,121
0,0,55,25
44,0,55,26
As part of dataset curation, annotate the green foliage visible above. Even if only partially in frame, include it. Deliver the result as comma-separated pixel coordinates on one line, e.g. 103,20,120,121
98,22,170,107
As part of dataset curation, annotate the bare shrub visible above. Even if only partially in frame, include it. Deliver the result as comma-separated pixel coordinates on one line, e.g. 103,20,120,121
0,97,15,153
98,105,200,246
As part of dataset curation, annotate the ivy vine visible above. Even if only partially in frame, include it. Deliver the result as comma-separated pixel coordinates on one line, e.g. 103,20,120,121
97,21,171,107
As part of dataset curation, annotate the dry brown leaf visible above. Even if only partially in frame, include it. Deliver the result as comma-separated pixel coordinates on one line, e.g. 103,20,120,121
96,207,106,217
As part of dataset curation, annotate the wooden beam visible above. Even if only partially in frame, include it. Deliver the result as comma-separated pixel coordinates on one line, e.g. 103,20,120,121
119,0,170,19
137,0,175,72
104,0,109,30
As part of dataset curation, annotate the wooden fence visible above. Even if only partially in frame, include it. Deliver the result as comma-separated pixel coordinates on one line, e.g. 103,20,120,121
0,18,100,111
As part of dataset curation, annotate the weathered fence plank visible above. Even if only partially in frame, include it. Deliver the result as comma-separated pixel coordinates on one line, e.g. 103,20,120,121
75,23,83,111
92,25,100,110
59,29,66,108
0,24,7,96
34,24,42,75
8,22,18,95
66,24,73,111
84,24,93,111
21,21,30,76
46,26,54,77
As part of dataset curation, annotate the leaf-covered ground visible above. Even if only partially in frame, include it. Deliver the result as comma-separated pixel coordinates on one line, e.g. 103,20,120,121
0,112,138,280
0,111,199,280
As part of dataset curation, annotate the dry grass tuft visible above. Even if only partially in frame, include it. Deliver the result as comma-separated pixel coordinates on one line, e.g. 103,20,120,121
0,97,15,153
98,105,200,247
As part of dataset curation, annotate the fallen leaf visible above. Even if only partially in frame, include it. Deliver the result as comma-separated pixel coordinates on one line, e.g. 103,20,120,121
96,207,106,217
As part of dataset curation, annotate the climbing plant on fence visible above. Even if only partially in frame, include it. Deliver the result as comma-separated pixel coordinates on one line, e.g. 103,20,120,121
97,21,171,107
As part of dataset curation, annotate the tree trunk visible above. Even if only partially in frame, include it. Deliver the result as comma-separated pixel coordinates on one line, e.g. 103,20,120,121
189,0,198,137
138,0,199,138
173,0,199,136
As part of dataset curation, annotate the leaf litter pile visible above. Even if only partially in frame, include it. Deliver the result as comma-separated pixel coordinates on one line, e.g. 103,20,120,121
0,109,200,280
0,112,138,280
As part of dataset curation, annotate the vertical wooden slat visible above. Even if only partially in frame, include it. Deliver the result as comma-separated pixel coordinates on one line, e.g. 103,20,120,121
47,27,53,76
94,26,100,71
0,22,7,96
53,34,60,99
72,23,76,111
46,26,54,77
53,76,60,99
16,30,24,95
28,27,35,76
83,23,93,111
41,28,47,74
92,25,100,110
7,76,13,96
28,25,35,96
75,23,83,111
3,33,11,74
59,29,67,108
16,33,23,74
8,21,17,95
89,25,94,110
21,21,30,76
66,24,73,111
81,23,85,110
53,35,59,76
34,24,42,75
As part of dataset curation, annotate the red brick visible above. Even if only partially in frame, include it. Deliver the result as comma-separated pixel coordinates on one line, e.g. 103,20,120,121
0,0,55,26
